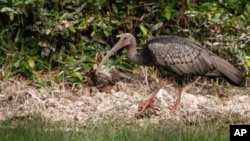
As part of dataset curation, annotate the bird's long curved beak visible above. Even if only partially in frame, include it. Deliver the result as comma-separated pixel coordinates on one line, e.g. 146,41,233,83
95,40,123,75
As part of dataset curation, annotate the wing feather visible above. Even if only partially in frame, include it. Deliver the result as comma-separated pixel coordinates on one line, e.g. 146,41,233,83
147,36,214,76
146,35,244,87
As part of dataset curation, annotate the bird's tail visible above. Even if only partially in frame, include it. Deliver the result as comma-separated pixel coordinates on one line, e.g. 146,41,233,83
211,56,245,87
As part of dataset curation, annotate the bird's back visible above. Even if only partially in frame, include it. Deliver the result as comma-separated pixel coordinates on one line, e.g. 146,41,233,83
144,35,245,87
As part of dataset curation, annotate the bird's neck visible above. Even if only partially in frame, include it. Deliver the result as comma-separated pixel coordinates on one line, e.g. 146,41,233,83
127,42,149,65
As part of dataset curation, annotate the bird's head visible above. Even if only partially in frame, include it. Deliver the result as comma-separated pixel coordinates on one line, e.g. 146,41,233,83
95,33,135,74
115,33,135,48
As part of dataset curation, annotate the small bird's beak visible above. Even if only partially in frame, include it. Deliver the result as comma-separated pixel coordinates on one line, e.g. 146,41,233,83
95,38,124,75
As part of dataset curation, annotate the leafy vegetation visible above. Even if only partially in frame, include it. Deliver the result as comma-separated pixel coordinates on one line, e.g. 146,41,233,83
0,0,249,86
0,117,228,141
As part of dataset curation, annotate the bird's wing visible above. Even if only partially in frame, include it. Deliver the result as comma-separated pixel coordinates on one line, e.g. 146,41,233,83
146,36,244,86
147,40,216,76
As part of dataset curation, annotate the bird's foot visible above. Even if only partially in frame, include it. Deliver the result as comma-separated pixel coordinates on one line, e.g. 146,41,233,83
138,98,156,115
166,104,179,111
165,104,178,111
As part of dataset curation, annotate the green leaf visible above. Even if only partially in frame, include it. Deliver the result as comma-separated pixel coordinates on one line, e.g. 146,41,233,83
243,11,250,21
9,11,14,21
60,12,68,20
1,7,14,12
246,4,250,15
244,59,250,67
240,14,247,22
152,22,163,31
112,3,118,14
70,72,83,81
139,24,147,36
206,12,212,20
30,48,40,55
104,30,110,37
28,57,35,69
69,26,76,33
163,7,171,20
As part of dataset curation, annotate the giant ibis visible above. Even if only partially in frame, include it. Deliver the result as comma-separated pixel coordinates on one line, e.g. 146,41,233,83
95,33,245,114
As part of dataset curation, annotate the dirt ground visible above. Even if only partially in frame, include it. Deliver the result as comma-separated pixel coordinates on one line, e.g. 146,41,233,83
0,69,249,127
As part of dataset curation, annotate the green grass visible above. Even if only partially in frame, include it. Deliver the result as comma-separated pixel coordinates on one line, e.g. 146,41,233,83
0,117,228,141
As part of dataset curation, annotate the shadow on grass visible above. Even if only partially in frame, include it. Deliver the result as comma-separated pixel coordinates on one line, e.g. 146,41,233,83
0,116,228,141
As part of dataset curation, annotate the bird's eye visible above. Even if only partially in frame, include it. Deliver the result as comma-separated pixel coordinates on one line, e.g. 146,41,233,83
123,37,127,40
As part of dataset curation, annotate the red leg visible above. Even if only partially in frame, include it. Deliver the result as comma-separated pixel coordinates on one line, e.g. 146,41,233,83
138,80,184,114
138,91,158,115
166,86,183,110
138,79,165,115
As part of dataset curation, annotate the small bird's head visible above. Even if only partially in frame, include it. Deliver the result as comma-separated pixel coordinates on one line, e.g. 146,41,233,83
95,33,135,74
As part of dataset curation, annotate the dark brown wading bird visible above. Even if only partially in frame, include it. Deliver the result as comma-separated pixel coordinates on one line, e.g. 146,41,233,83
95,33,245,114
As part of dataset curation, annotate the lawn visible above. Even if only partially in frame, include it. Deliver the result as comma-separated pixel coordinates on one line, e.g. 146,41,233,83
0,117,228,141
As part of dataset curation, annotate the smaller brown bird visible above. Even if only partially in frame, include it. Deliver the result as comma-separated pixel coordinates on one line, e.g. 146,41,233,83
96,33,245,114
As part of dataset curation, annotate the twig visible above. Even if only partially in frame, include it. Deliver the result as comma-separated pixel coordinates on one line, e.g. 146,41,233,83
130,3,156,9
184,77,201,91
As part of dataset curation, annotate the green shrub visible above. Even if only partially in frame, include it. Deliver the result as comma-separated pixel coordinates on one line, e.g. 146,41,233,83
0,0,249,86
